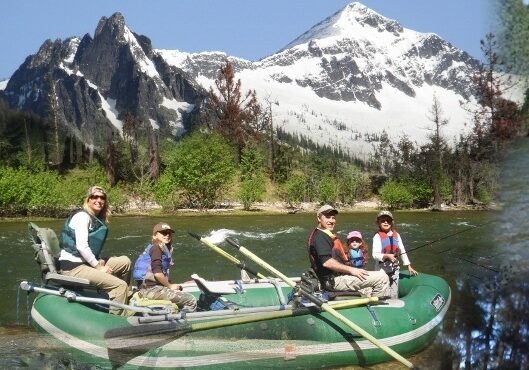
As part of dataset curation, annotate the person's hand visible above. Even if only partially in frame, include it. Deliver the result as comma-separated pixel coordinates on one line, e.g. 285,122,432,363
170,283,182,291
96,264,112,274
349,267,369,280
408,265,418,276
385,253,397,263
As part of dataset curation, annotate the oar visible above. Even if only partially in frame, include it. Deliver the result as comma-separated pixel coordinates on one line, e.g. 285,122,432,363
104,295,379,350
19,281,172,315
188,232,266,279
224,237,417,369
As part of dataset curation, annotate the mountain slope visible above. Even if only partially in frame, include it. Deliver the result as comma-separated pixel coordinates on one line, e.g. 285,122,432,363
1,3,483,159
1,13,204,154
159,2,481,157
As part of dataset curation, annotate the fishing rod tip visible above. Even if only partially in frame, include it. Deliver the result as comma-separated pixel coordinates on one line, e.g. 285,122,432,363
188,232,200,240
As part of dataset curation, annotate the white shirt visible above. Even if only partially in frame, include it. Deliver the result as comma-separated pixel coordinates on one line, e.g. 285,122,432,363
58,211,99,267
372,230,411,267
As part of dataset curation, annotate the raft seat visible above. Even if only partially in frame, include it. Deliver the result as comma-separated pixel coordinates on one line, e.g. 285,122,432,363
191,273,236,295
191,273,239,311
28,222,91,288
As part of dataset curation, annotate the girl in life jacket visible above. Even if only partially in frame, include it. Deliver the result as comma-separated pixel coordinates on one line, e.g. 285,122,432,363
345,230,368,268
372,210,418,299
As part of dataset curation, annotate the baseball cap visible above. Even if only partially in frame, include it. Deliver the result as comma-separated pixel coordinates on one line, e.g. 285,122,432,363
87,186,106,198
346,231,363,240
377,210,394,220
317,204,338,216
153,222,175,234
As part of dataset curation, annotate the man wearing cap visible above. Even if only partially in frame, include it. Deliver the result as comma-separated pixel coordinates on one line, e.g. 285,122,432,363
132,222,197,312
307,205,389,297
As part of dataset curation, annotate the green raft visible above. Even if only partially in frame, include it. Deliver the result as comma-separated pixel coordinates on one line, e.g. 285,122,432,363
24,271,450,369
23,223,451,369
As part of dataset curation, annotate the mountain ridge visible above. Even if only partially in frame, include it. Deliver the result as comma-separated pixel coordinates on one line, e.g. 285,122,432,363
1,2,485,159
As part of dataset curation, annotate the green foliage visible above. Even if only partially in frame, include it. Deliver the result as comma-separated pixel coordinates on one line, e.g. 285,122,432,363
405,177,432,208
154,172,181,210
240,174,266,210
379,180,414,210
338,166,369,204
279,173,307,207
164,131,236,208
239,142,267,210
316,175,338,204
475,186,492,204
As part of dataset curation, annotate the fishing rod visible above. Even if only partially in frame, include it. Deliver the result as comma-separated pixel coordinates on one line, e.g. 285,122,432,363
401,219,496,256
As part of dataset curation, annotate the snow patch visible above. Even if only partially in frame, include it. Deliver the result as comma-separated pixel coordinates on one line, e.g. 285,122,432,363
149,118,160,130
123,25,159,79
101,98,123,133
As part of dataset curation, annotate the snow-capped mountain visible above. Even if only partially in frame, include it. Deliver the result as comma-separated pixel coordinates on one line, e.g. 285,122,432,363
0,13,204,154
1,2,484,159
159,2,482,157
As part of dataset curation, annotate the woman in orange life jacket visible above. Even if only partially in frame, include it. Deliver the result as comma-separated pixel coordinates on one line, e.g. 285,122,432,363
307,204,389,297
372,210,418,299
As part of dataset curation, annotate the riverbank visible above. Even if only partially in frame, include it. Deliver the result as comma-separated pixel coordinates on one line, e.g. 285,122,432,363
121,198,497,217
0,198,497,221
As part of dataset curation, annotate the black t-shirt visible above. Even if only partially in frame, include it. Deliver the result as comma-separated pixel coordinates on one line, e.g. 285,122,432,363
308,229,335,280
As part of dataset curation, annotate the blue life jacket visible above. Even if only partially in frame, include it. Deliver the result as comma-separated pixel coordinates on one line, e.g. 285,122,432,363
133,243,173,283
350,248,365,268
59,210,108,259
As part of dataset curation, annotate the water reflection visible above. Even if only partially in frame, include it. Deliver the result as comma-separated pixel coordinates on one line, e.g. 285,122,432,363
439,138,529,370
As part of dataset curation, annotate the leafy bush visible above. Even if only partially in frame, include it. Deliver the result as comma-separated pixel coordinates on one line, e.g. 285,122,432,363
240,174,266,210
379,180,414,210
317,175,338,204
279,174,307,207
164,131,236,208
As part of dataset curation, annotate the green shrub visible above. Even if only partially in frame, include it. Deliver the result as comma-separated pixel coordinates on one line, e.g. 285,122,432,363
379,180,414,210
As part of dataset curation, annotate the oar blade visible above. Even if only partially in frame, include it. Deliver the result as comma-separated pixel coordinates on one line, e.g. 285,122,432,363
104,321,191,351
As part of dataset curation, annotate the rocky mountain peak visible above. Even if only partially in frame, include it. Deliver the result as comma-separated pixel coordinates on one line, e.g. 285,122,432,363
94,12,127,41
281,2,403,51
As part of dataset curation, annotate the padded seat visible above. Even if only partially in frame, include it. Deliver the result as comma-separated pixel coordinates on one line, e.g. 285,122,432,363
28,222,91,287
191,273,236,295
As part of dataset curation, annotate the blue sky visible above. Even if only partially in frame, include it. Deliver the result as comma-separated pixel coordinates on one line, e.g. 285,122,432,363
0,0,491,80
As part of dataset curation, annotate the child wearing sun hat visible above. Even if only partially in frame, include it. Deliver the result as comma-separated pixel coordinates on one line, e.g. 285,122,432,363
346,230,368,268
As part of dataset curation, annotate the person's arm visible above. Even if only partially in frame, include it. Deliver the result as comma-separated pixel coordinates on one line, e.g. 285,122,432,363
70,212,99,267
372,233,385,262
398,236,418,275
322,258,369,280
151,247,180,290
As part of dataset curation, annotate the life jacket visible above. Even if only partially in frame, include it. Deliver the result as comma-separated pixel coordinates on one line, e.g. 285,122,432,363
132,243,173,283
59,210,108,259
307,228,350,271
378,230,401,257
350,247,366,268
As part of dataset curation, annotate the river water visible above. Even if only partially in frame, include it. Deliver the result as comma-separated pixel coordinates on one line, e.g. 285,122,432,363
1,139,529,369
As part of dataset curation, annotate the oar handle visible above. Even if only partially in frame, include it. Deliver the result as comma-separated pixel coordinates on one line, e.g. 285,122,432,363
189,233,266,279
226,238,294,286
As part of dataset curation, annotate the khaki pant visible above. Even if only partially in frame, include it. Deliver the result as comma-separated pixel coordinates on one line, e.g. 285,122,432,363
333,270,389,297
61,256,131,315
139,285,197,312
